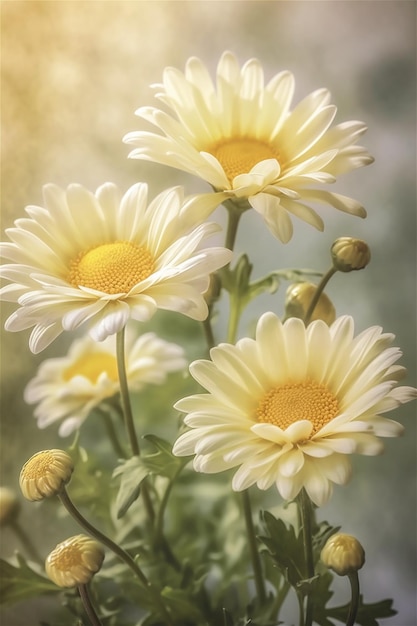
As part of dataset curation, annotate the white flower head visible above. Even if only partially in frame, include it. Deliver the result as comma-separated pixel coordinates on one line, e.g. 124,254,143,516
124,51,374,243
24,328,187,436
173,313,417,506
0,183,232,353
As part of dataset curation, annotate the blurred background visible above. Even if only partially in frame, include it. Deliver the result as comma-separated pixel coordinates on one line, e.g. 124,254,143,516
1,1,416,624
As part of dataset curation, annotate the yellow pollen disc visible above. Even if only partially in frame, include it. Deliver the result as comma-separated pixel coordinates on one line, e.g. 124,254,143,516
256,380,339,436
68,241,155,294
208,137,279,182
22,452,55,479
63,353,118,383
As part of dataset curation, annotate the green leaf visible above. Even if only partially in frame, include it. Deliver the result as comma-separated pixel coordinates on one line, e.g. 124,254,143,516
141,434,188,478
259,510,305,588
161,586,205,622
0,553,58,606
325,596,397,626
112,456,150,519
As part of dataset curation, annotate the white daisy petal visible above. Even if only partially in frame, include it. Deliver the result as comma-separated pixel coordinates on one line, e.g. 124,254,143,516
173,312,416,506
1,183,232,352
24,327,185,435
124,52,373,242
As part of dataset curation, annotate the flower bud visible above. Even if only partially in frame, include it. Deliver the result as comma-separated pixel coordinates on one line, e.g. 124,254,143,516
0,487,20,526
331,237,371,272
19,449,74,501
284,282,336,325
321,532,365,576
45,534,105,587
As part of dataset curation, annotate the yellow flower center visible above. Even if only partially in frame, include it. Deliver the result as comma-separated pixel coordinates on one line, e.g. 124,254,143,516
256,379,339,436
52,542,83,570
68,241,155,294
22,451,56,480
63,353,118,383
208,137,280,182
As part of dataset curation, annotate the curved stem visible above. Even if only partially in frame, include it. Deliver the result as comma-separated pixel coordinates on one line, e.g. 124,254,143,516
78,583,103,626
241,489,266,604
58,486,149,587
298,489,315,626
304,266,338,325
346,572,360,626
59,492,175,626
116,328,155,524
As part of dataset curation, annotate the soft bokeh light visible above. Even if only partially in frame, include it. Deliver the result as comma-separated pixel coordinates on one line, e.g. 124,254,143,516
1,2,415,624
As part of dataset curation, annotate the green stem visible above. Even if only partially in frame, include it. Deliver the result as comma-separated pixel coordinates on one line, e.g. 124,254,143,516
227,295,242,344
116,328,155,524
100,408,126,458
346,572,360,626
298,489,315,626
202,315,216,353
297,590,305,626
11,520,43,565
58,486,149,586
153,468,183,571
116,328,140,457
77,583,103,626
60,488,174,624
224,201,243,251
241,490,266,603
304,266,337,325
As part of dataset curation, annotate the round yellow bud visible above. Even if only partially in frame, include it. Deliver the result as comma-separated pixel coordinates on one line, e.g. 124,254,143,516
0,487,20,526
321,532,365,576
19,449,74,501
284,282,336,325
46,534,105,587
331,237,371,272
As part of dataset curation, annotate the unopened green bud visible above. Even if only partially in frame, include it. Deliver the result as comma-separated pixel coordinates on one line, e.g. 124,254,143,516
0,487,20,526
46,534,105,587
285,282,336,325
331,237,371,272
321,532,365,576
19,450,74,501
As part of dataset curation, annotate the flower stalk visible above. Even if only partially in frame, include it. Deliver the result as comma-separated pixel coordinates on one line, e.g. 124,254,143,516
298,489,315,626
116,327,155,524
77,583,103,626
304,266,337,325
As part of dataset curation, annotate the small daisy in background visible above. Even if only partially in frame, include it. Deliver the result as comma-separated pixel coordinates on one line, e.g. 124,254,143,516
24,329,186,436
124,51,374,243
0,183,232,353
173,312,417,506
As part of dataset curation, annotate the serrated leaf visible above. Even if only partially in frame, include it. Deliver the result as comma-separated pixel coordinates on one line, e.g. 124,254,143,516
259,510,305,588
325,596,397,626
113,456,150,519
0,553,58,606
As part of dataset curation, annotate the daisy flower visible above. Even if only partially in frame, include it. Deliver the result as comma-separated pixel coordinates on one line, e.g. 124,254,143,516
0,183,232,353
124,51,374,243
173,313,416,506
24,329,186,436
